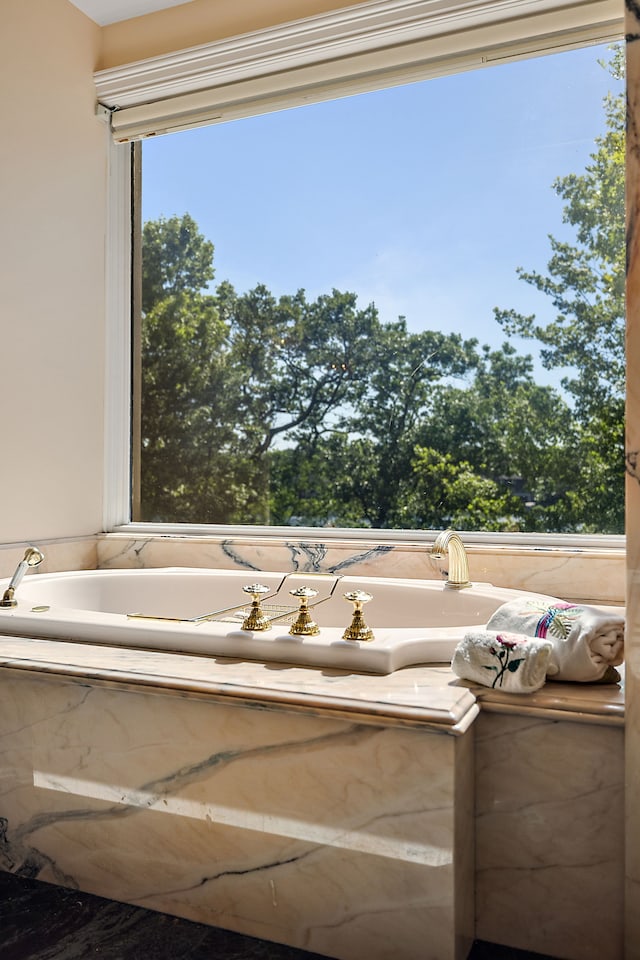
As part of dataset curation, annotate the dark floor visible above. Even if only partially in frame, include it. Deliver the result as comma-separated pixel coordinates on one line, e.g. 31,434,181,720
0,870,558,959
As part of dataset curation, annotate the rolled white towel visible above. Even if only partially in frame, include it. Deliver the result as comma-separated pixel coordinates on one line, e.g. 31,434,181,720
486,599,624,683
452,630,553,693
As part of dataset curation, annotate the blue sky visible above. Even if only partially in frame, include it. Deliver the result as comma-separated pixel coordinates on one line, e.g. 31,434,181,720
142,43,622,376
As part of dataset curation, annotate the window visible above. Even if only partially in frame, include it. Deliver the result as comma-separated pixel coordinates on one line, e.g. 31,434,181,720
99,0,624,536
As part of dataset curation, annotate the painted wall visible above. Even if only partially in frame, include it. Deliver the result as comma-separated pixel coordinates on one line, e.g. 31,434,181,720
0,0,105,543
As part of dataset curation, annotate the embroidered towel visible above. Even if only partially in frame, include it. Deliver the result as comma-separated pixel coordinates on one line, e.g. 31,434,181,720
451,630,553,693
486,599,624,682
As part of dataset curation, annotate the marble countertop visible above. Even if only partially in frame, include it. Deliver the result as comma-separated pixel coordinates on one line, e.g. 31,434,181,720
0,633,624,733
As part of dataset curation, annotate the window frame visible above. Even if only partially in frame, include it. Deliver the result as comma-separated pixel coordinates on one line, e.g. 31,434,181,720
102,0,626,550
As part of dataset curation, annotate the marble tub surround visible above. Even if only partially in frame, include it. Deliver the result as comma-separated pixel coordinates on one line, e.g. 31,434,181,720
471,670,624,726
0,635,478,733
475,711,624,960
97,532,625,604
0,633,623,730
0,662,475,960
0,635,626,960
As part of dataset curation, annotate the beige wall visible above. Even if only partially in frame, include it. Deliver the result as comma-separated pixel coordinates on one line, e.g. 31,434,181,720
0,0,105,543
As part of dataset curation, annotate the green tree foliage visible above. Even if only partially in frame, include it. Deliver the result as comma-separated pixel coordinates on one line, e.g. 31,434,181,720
496,52,624,417
142,213,215,311
494,47,625,531
215,282,381,522
217,282,378,454
141,217,385,523
269,344,577,533
337,321,480,528
422,344,580,530
408,447,524,532
140,215,240,522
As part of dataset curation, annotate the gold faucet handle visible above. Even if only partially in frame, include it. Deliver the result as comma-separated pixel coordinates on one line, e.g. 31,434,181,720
241,583,271,632
289,586,320,636
342,591,375,642
289,586,318,601
242,583,270,597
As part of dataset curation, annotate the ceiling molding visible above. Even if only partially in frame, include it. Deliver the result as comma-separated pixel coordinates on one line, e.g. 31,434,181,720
95,0,622,108
97,0,622,141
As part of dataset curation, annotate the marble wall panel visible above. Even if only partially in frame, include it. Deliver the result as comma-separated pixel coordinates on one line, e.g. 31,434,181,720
0,532,625,604
475,712,624,960
628,4,640,956
97,534,624,603
0,670,473,960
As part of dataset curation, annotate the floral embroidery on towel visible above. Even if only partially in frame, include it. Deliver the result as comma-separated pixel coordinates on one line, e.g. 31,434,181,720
483,634,526,688
516,601,584,640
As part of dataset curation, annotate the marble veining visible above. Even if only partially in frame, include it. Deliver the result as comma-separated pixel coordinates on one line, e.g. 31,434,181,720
96,533,625,603
475,711,624,960
220,539,263,570
0,618,626,960
0,635,479,732
0,669,474,960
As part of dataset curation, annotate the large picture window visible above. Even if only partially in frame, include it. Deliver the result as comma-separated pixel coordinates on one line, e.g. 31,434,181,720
133,38,624,535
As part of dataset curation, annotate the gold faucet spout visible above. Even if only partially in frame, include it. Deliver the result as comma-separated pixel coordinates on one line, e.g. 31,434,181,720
431,530,470,589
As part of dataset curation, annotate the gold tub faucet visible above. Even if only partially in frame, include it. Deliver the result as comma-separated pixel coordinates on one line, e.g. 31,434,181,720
431,530,470,589
0,546,45,608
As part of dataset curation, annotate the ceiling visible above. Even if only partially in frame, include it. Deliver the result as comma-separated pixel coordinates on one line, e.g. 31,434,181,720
68,0,194,26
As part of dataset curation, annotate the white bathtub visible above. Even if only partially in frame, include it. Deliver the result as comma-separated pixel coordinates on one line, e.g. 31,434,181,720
0,568,557,674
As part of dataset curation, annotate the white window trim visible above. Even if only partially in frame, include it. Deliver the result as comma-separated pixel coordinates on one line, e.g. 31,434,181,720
101,0,626,549
103,134,132,534
96,0,621,141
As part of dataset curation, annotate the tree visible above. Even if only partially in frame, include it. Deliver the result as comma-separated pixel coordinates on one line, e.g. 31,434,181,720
140,215,242,522
496,49,624,416
407,447,524,532
142,213,215,312
494,48,625,531
341,321,479,528
217,283,379,453
421,344,580,530
140,216,384,523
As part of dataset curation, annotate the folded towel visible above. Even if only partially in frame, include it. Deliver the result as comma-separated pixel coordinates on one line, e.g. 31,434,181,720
486,599,624,683
452,630,553,693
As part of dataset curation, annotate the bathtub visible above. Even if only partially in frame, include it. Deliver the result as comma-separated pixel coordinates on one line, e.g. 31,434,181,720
0,568,557,674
